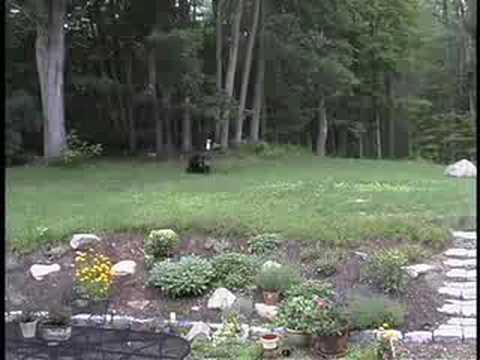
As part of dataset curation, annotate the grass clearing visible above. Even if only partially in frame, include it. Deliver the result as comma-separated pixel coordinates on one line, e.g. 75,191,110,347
6,154,476,253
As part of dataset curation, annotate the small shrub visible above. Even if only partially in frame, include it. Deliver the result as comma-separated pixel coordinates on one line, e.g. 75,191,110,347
349,295,406,330
314,248,345,276
148,256,215,298
212,253,258,289
61,130,103,166
396,244,430,263
364,249,409,294
284,279,335,301
145,229,180,263
276,295,318,332
44,306,72,326
190,338,262,360
345,345,378,360
308,304,350,336
247,233,281,255
255,265,300,293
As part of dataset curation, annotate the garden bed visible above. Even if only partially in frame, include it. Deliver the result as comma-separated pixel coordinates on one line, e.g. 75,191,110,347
6,231,449,332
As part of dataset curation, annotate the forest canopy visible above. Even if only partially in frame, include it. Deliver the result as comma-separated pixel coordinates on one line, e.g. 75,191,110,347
5,0,477,165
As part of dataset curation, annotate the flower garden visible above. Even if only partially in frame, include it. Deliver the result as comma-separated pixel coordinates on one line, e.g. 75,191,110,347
6,226,471,360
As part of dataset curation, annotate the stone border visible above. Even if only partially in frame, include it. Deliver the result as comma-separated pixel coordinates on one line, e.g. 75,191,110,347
7,311,471,344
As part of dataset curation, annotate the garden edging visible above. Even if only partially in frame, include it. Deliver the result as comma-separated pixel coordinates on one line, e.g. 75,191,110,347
7,310,465,344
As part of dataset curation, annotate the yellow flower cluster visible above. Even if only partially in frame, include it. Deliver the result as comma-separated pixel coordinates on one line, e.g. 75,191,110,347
75,249,113,300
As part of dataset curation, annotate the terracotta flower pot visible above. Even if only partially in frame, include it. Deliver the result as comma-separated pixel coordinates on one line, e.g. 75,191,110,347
311,330,349,356
260,334,280,350
263,291,280,305
19,320,38,338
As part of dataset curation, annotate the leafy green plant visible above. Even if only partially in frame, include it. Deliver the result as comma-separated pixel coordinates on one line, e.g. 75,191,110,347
17,307,39,323
345,345,378,360
247,233,281,255
314,248,345,276
215,312,242,340
284,280,335,301
145,229,180,263
396,243,430,263
348,295,406,330
255,265,300,293
43,307,71,327
190,338,262,360
61,130,103,166
364,249,409,294
308,305,350,336
148,256,215,298
276,295,318,332
212,253,258,289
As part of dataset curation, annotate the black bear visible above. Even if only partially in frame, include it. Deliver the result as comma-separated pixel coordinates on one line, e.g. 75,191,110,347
186,153,211,174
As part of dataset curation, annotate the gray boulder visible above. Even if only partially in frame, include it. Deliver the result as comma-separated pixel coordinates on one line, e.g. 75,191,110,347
70,234,101,250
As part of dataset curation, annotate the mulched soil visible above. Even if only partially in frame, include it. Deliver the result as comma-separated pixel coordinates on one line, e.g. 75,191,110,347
5,232,452,333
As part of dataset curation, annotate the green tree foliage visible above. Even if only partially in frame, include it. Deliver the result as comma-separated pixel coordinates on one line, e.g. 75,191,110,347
5,0,475,162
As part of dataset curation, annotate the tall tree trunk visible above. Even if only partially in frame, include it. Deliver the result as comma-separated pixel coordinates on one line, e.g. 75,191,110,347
234,0,260,145
36,24,49,157
126,53,136,154
45,0,67,161
375,104,382,159
260,98,267,139
249,0,265,144
221,0,244,149
358,133,364,158
315,95,328,157
163,93,173,155
182,96,192,153
215,0,224,144
385,73,395,158
148,50,163,158
110,57,129,139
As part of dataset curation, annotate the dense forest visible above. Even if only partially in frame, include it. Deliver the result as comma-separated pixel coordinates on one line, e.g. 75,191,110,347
5,0,477,165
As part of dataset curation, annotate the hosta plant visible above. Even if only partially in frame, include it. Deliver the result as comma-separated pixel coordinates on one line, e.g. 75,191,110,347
148,256,215,298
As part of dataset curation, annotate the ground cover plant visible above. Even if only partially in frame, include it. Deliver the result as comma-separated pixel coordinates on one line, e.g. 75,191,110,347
211,253,258,290
6,156,475,253
364,249,410,294
348,294,406,330
148,256,216,298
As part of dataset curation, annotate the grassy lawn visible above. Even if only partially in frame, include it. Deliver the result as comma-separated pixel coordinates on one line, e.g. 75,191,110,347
6,154,476,253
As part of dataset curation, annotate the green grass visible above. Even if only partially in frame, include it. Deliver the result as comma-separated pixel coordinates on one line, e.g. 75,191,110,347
6,154,476,253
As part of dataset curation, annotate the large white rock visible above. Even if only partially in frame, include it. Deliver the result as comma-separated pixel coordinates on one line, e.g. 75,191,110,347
451,231,477,241
111,260,137,276
207,288,236,310
403,264,436,278
445,159,476,178
185,322,211,342
262,261,282,271
443,258,476,268
255,303,278,321
70,234,101,250
433,325,462,342
444,248,477,258
403,331,433,344
30,264,61,280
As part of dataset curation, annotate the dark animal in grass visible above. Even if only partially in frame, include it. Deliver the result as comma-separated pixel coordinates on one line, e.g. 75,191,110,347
186,153,211,174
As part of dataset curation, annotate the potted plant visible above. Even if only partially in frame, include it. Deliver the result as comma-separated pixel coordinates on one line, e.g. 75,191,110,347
308,304,350,356
17,309,39,338
260,333,280,350
255,265,299,305
39,307,72,342
276,296,317,348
